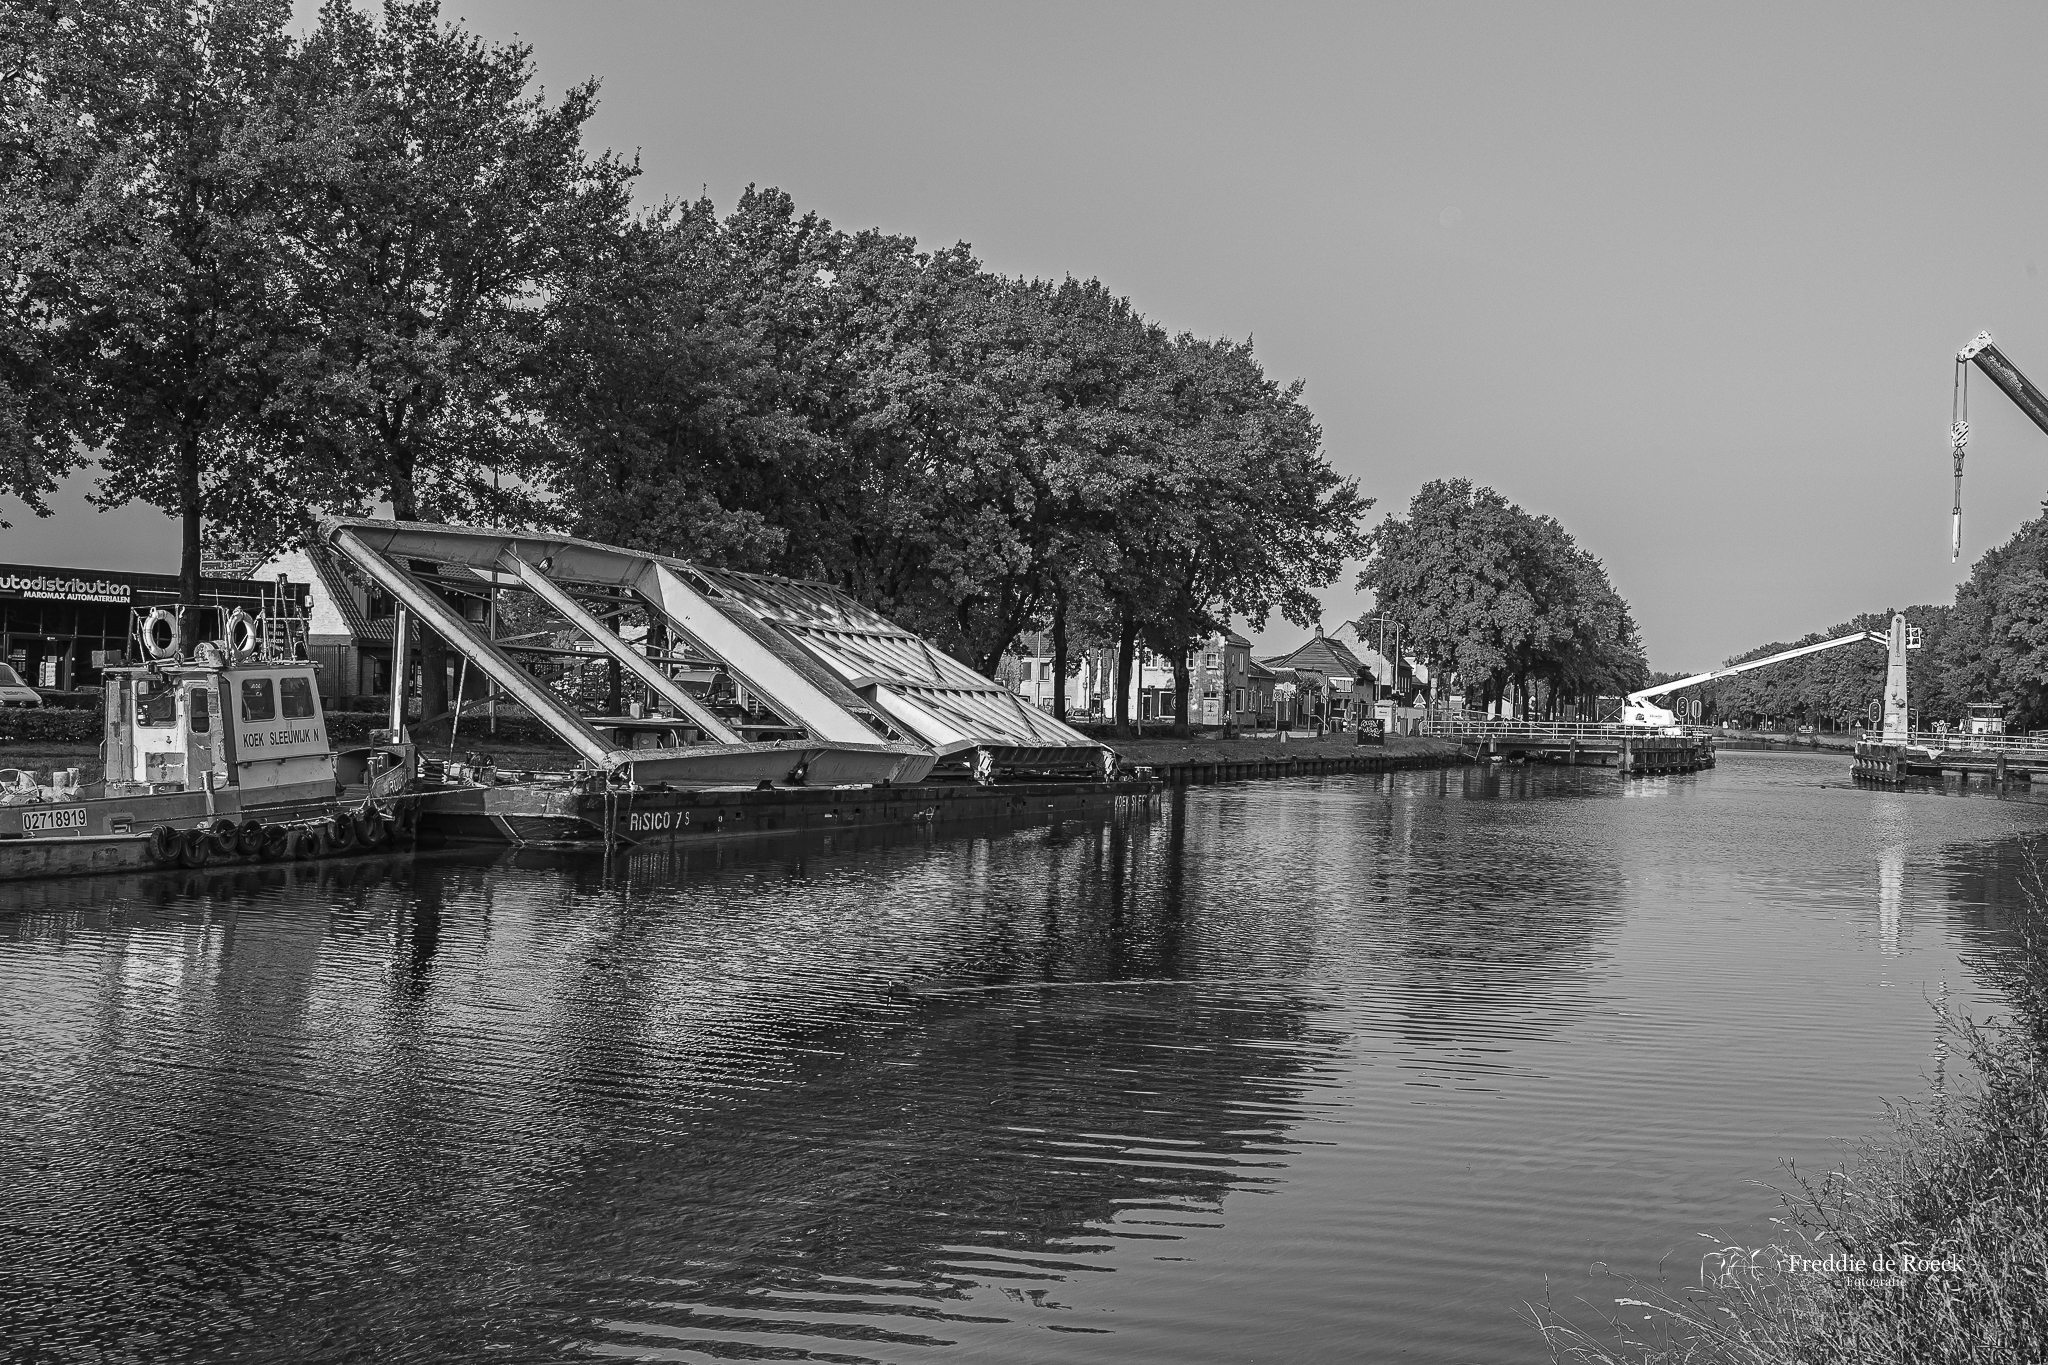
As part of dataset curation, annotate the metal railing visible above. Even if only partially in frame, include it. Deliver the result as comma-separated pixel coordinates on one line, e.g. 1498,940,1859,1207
1898,731,2048,757
1417,717,1682,740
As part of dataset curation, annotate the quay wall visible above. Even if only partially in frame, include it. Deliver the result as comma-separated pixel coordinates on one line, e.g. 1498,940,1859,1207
1112,735,1467,787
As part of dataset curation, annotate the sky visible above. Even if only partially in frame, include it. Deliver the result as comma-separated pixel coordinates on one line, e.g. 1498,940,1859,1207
11,0,2048,673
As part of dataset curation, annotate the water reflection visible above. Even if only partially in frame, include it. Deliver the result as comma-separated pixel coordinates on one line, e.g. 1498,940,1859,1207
1,754,2042,1364
1880,844,1904,957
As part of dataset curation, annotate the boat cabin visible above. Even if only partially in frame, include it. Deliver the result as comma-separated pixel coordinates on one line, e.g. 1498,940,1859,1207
103,656,336,805
1965,702,2006,736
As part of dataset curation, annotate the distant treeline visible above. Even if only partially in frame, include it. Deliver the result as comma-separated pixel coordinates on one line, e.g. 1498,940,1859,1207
1358,478,1648,716
0,0,1366,730
1670,511,2048,731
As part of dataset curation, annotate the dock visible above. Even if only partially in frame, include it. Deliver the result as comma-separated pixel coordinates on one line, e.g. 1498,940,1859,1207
1854,735,2048,790
1141,748,1465,786
1418,720,1715,776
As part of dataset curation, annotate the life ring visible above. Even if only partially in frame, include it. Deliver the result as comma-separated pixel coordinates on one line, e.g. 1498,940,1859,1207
225,609,260,659
142,607,182,660
145,824,181,865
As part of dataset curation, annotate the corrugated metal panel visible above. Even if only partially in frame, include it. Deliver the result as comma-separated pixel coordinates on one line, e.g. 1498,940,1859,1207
686,565,1100,751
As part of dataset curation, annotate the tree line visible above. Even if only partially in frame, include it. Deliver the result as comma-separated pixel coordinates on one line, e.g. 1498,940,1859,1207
1694,508,2048,733
1356,478,1648,717
0,0,1368,732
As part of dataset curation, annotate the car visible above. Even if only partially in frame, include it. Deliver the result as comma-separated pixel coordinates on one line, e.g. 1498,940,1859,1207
0,663,42,707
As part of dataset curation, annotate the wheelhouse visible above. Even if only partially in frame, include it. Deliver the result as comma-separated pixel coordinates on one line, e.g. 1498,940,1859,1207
101,606,337,807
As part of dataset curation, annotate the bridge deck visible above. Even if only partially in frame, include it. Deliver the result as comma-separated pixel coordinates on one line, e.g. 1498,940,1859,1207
1855,737,2048,789
1419,722,1714,776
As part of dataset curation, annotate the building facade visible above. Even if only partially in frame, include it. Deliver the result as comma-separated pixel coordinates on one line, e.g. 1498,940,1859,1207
0,562,308,696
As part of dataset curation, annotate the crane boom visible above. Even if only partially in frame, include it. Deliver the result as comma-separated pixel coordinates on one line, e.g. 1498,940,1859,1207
1627,630,1886,707
1954,332,2048,560
1959,333,2048,434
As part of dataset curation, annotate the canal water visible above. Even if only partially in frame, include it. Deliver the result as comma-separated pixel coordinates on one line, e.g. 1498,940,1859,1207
3,750,2042,1364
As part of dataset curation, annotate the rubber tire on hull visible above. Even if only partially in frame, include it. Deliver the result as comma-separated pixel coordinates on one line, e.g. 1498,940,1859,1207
321,814,356,854
236,819,266,857
288,828,320,860
146,825,180,866
175,830,211,868
258,825,290,861
353,810,388,848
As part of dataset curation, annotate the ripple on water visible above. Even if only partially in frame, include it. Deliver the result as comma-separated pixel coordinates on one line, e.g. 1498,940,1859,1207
0,750,2035,1363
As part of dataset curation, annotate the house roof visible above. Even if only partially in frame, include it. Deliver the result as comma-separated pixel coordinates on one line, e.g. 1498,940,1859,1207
1260,633,1365,678
1246,657,1277,681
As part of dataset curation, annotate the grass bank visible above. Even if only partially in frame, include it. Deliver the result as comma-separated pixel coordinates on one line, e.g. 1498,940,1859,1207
1539,852,2048,1364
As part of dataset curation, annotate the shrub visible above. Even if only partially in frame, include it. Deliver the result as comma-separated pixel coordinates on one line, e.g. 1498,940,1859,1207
0,707,100,745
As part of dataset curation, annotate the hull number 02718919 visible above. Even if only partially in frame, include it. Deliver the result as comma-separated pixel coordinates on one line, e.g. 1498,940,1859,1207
23,806,88,835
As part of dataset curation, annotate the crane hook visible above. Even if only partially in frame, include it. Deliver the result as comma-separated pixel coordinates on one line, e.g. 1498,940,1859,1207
1953,357,1969,562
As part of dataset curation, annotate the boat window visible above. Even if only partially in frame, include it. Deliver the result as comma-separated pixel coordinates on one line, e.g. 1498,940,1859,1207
189,686,211,733
138,684,177,728
279,675,316,719
240,677,276,722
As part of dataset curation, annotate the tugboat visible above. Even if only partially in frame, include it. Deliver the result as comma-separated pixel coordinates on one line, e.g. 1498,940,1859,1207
0,602,413,881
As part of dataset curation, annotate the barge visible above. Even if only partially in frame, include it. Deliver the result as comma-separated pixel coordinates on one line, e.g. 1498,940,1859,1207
417,774,1152,848
316,517,1143,848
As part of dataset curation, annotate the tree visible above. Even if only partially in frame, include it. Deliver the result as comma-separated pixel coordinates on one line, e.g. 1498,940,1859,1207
1126,335,1370,732
543,196,810,569
1359,479,1643,716
1932,510,2048,730
0,3,96,525
545,183,1364,728
10,0,297,632
1358,479,1531,711
277,0,634,729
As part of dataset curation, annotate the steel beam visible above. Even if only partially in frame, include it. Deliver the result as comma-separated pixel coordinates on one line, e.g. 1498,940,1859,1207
330,527,620,768
499,552,742,744
641,563,887,746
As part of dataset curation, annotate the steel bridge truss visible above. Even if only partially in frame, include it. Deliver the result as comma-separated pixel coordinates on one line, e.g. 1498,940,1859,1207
321,517,1110,787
